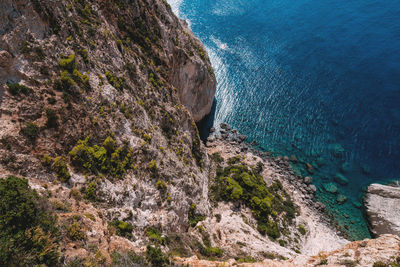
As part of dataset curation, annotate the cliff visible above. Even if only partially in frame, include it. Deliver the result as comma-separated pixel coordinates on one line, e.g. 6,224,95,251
0,0,215,265
365,183,400,237
0,0,398,266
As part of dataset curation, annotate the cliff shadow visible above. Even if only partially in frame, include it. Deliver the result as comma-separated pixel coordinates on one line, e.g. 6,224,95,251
196,98,217,143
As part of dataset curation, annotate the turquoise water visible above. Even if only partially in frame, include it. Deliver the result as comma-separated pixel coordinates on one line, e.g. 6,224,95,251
168,0,400,240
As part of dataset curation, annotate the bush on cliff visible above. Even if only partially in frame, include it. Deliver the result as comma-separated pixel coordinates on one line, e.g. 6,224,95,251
0,176,60,266
211,160,297,239
69,135,132,179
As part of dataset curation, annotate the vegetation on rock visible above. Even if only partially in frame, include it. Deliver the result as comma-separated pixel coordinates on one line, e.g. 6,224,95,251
69,136,133,179
211,159,298,239
0,176,60,266
188,203,205,227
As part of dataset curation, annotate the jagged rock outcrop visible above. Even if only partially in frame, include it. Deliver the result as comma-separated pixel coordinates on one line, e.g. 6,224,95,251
365,183,400,236
175,234,400,267
171,20,216,122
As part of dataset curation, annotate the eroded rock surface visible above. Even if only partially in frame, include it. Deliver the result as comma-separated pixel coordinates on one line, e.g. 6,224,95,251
365,183,400,236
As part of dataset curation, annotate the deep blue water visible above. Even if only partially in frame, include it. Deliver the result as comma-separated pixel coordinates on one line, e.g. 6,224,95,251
169,0,400,240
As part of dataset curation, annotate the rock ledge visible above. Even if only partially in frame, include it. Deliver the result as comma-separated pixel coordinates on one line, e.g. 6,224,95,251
365,183,400,236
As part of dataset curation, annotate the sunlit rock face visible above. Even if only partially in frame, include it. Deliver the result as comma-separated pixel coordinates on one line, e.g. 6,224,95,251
365,183,400,236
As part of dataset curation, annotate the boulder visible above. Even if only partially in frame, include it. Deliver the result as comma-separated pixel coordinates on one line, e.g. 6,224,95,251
220,123,230,130
238,135,247,142
364,183,400,236
334,173,349,185
308,184,317,194
323,182,338,194
304,176,312,184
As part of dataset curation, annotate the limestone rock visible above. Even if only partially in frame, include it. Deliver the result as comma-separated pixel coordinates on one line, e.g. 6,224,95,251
365,183,400,236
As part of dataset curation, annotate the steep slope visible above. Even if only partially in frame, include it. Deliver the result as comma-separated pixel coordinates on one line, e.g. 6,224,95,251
0,0,215,265
1,0,398,266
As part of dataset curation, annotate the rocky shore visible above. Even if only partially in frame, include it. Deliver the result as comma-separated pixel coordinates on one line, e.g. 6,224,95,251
365,183,400,237
205,123,348,256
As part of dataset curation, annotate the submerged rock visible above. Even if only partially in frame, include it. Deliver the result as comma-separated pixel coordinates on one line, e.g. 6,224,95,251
323,182,338,194
332,144,345,158
336,194,347,204
352,201,362,209
365,183,400,236
361,164,372,175
340,162,351,173
334,173,349,185
306,163,314,174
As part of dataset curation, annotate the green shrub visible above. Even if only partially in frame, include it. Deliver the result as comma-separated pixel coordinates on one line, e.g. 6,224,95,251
215,213,221,222
45,108,58,128
34,46,46,59
210,152,224,163
56,54,90,93
211,162,297,239
0,176,60,266
85,181,97,201
53,156,71,183
69,136,132,179
188,203,205,227
20,122,39,141
145,245,169,267
373,262,388,267
236,256,256,263
78,48,89,63
156,179,167,195
340,259,358,267
203,246,223,258
110,220,133,238
55,70,76,92
298,224,306,235
59,54,76,72
47,97,56,104
146,226,164,244
148,160,157,173
317,258,328,265
105,71,124,91
66,218,85,241
7,82,31,95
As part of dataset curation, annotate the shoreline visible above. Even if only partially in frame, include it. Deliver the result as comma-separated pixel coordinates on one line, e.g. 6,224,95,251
204,122,377,241
205,122,349,255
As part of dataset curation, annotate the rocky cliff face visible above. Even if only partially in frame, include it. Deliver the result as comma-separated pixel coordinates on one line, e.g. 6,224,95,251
0,0,397,266
365,183,400,237
0,0,215,264
175,234,400,267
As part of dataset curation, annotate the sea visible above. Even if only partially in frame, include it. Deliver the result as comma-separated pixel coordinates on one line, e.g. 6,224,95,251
167,0,400,240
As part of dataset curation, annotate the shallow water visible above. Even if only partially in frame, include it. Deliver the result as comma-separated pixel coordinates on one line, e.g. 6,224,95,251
169,0,400,240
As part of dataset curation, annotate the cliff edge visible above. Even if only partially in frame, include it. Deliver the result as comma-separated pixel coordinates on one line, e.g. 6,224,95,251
365,183,400,237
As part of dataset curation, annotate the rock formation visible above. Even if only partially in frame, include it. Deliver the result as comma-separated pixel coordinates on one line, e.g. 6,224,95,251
0,0,398,266
365,183,400,236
